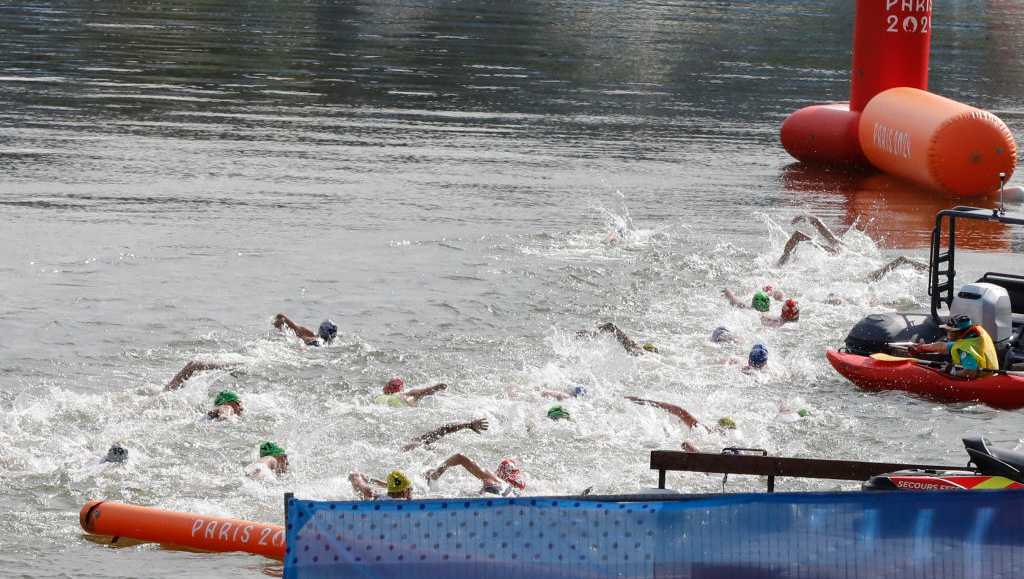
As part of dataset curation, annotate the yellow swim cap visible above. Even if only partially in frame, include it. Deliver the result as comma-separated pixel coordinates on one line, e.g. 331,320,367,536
387,470,411,493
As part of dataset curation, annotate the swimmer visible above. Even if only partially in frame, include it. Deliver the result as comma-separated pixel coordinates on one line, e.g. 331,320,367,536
102,443,128,464
723,289,771,313
866,256,928,281
625,396,737,452
207,390,243,420
373,377,448,407
577,322,657,355
246,441,288,478
776,405,812,423
402,418,489,451
165,359,240,391
761,299,800,327
547,405,571,420
272,313,338,346
710,326,739,344
777,214,844,266
542,384,587,401
349,470,413,500
745,343,769,371
778,215,928,279
426,454,526,497
604,222,630,245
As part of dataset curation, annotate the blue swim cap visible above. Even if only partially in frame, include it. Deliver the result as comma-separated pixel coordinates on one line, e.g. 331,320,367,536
318,320,338,342
711,326,733,343
748,343,768,368
572,385,587,398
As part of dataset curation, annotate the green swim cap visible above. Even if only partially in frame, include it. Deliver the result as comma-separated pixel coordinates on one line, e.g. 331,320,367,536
547,406,570,420
751,291,770,312
642,342,658,353
214,390,240,407
798,409,811,418
717,417,737,430
259,441,286,457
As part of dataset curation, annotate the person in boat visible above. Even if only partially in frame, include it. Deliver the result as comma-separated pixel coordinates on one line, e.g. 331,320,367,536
542,383,587,401
247,441,288,478
272,313,337,346
625,396,737,452
908,314,999,378
402,418,489,451
349,470,414,500
165,359,241,391
577,322,657,355
374,377,448,407
207,390,243,420
426,454,527,497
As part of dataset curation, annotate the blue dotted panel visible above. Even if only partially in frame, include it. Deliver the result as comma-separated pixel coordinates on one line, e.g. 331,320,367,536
284,491,1024,579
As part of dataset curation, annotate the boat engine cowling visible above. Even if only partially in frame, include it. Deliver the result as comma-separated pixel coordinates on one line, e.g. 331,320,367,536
844,312,943,356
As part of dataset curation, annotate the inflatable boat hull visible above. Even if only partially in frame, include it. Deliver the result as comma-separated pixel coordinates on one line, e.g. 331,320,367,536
826,349,1024,409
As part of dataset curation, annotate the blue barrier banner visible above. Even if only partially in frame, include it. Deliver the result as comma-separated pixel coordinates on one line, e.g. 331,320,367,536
284,491,1024,578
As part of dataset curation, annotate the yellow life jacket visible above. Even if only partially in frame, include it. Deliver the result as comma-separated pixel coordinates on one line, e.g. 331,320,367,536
950,325,1000,370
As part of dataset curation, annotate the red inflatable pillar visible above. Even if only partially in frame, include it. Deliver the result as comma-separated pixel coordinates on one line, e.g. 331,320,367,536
850,0,933,111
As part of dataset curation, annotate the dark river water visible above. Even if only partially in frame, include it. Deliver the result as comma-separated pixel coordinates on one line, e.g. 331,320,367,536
1,1,1023,576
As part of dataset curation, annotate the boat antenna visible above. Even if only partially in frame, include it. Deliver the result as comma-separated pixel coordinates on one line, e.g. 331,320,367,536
998,172,1007,216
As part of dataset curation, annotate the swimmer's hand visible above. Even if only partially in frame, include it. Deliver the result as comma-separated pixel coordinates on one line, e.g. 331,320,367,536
468,418,489,434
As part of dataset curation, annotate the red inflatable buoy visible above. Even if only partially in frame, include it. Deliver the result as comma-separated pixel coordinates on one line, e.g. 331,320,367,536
780,103,865,165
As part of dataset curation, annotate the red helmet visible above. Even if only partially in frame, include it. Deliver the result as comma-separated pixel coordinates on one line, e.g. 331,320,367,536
781,299,800,322
383,377,404,394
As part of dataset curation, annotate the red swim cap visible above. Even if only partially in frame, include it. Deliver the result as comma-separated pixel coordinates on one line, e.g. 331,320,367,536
383,377,404,394
496,459,526,490
781,299,800,321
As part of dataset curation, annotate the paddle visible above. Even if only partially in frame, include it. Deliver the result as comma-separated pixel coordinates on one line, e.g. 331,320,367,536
869,353,1024,376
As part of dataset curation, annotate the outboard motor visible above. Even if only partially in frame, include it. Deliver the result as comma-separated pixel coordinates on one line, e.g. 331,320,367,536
844,312,943,356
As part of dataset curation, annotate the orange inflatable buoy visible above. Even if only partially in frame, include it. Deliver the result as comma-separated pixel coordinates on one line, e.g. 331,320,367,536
859,88,1017,196
80,500,285,560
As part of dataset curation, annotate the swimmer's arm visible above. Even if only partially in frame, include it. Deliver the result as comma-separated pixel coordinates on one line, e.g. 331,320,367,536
348,472,378,500
598,322,642,354
722,288,748,309
866,256,928,282
625,396,699,429
166,360,238,390
795,215,843,248
760,315,783,328
402,418,489,451
777,231,812,267
426,453,500,486
541,389,571,401
272,313,318,344
405,383,448,402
